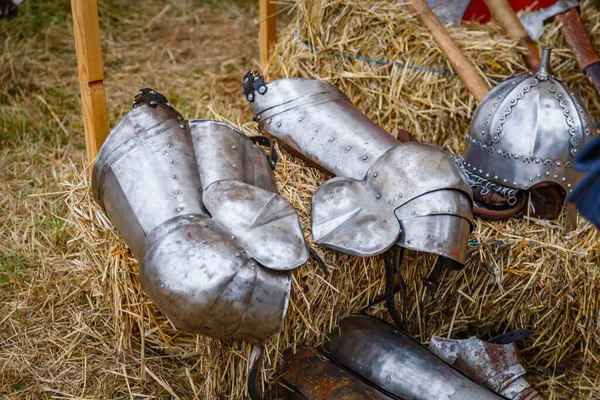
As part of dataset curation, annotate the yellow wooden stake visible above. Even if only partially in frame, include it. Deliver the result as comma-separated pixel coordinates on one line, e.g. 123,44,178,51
71,0,109,166
259,0,277,69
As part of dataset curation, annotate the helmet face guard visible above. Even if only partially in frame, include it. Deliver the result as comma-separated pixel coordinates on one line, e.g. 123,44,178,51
93,89,308,343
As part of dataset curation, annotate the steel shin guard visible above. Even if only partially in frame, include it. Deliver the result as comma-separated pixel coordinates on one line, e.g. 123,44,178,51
92,89,308,343
323,316,506,400
277,347,396,400
429,336,544,400
244,73,473,265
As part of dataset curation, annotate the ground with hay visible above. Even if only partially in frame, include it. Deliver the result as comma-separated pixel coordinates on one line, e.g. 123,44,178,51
1,0,599,399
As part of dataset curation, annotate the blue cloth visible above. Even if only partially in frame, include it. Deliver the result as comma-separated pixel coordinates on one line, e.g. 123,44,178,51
568,136,600,228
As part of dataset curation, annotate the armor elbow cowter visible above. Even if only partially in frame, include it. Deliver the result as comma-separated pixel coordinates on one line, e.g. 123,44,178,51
92,89,309,343
244,73,473,265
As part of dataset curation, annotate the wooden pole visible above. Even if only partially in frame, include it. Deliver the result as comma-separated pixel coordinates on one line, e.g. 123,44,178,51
71,0,109,166
259,0,277,69
410,0,490,102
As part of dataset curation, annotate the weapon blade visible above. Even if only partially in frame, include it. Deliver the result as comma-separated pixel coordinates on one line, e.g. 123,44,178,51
520,0,579,40
425,0,472,27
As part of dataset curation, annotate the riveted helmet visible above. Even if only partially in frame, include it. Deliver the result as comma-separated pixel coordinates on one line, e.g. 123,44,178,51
460,47,597,222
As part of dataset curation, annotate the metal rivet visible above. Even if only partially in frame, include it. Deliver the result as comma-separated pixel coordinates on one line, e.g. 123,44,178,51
523,184,528,188
160,283,164,288
513,182,517,186
171,175,176,179
315,128,319,132
169,159,174,164
376,194,381,199
259,86,266,94
503,179,507,183
553,175,558,178
256,115,261,121
330,137,335,142
573,149,578,153
179,124,185,129
243,77,249,83
231,235,236,240
235,252,241,257
233,164,237,168
175,207,183,212
562,177,566,181
363,156,368,161
231,145,236,149
411,211,416,216
346,147,351,151
494,175,498,179
277,122,281,127
298,117,304,122
486,174,489,177
535,159,541,163
247,94,254,101
467,163,471,167
568,183,572,187
177,116,183,121
399,194,403,198
546,172,550,176
529,177,533,181
149,100,157,105
267,118,272,124
174,190,180,194
373,173,378,177
479,169,483,174
537,174,541,178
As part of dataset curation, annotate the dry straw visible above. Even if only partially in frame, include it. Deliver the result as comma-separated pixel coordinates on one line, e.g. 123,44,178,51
63,0,600,398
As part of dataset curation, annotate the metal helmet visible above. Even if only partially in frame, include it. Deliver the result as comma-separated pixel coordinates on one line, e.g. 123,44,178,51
92,89,308,343
244,72,474,267
462,46,597,218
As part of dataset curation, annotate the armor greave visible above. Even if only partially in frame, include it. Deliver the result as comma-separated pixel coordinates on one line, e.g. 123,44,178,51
429,336,544,400
323,316,505,399
92,89,308,343
245,73,473,264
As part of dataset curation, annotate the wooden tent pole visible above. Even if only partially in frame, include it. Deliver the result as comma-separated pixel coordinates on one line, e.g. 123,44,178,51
259,0,277,69
71,0,109,166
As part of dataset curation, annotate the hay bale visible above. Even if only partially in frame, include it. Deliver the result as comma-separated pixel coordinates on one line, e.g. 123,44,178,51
65,1,600,398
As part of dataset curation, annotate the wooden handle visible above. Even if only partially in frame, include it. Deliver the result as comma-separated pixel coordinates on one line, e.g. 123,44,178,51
556,8,600,99
556,8,600,70
71,0,110,166
409,0,489,102
483,0,540,71
259,0,277,69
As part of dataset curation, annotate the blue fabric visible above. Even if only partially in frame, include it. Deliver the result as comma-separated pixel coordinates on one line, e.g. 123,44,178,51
568,137,600,228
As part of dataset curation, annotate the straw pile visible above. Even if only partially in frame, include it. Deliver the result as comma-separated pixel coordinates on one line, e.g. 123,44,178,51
60,0,600,399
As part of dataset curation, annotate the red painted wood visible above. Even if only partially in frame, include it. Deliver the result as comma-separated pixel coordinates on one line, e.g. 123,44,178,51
463,0,558,23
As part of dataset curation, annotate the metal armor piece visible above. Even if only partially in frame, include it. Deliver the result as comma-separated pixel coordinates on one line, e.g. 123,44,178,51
93,89,308,343
324,315,505,400
189,120,308,270
462,46,597,217
245,73,473,264
430,336,544,400
278,347,396,400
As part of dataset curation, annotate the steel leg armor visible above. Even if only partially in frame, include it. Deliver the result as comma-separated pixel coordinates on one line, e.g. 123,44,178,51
430,336,544,400
277,315,504,400
92,89,308,343
244,73,473,266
